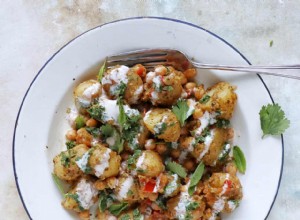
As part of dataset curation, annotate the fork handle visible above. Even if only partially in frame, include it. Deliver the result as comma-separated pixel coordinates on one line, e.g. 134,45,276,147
191,62,300,80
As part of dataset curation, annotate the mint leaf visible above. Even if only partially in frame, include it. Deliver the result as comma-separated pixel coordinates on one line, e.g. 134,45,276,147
233,146,246,174
166,161,187,178
108,202,129,216
188,162,205,196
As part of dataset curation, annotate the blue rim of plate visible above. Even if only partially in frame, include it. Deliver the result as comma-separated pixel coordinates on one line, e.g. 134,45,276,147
12,16,284,220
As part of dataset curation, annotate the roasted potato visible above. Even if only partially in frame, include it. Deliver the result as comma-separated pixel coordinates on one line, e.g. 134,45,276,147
143,66,184,106
166,193,206,220
200,82,237,119
74,79,102,113
192,128,229,166
62,178,98,212
115,174,140,202
143,108,180,142
135,150,164,177
89,144,121,180
102,65,144,104
53,144,89,181
203,172,243,213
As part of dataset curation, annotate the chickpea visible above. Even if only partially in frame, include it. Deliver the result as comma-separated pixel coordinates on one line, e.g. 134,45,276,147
180,76,188,85
185,82,196,90
66,129,77,141
94,180,106,190
145,139,156,150
86,118,97,127
180,137,195,149
224,162,238,176
184,68,197,79
194,87,205,101
193,108,203,119
171,149,181,159
156,143,167,155
184,160,195,171
155,65,168,76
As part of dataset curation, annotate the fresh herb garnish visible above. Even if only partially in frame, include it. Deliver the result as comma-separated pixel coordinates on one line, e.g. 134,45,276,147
52,173,65,196
75,115,85,129
133,208,143,220
199,95,210,104
97,58,107,82
166,161,187,178
87,104,106,121
218,143,231,162
188,162,205,196
233,146,246,174
108,202,129,216
195,127,210,143
172,99,193,127
61,151,71,167
269,40,273,47
154,122,167,135
98,191,114,212
120,214,130,220
100,124,124,153
65,193,84,211
155,195,167,210
85,127,101,138
216,119,230,128
112,82,127,97
186,201,199,211
162,85,174,91
127,150,142,170
66,141,76,150
100,124,115,137
259,103,290,138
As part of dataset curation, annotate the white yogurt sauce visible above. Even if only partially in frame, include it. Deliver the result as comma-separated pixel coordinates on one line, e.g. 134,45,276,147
124,105,140,117
164,174,178,197
197,129,215,161
152,75,162,90
118,176,134,200
82,82,101,100
146,71,156,83
98,98,119,123
186,99,196,117
194,111,217,137
175,190,192,220
75,179,98,210
76,151,90,172
66,107,79,128
153,175,161,193
227,200,238,211
102,65,129,85
94,148,111,177
136,152,146,170
130,85,143,104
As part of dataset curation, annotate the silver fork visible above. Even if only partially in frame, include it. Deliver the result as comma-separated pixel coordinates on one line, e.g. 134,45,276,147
106,49,300,80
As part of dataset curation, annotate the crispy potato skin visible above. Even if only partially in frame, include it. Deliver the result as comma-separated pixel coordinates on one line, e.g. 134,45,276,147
53,144,89,181
192,128,229,166
200,82,237,119
74,79,102,112
137,150,164,177
89,144,121,180
114,174,140,202
143,108,181,142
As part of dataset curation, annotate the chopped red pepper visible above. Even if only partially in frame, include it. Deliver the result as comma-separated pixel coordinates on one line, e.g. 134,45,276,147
136,66,145,77
224,179,232,189
143,180,156,192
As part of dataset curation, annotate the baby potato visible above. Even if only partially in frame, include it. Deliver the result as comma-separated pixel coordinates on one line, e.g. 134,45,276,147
203,172,243,212
74,79,102,112
200,82,237,119
192,128,229,166
143,108,180,142
136,150,164,177
102,65,144,104
62,178,98,212
147,67,183,106
166,193,206,220
115,174,140,202
53,144,89,181
163,173,181,198
89,144,121,180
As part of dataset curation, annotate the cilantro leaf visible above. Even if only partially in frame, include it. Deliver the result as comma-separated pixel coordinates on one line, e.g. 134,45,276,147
100,124,124,153
85,127,101,138
259,103,290,137
52,173,65,196
97,58,107,82
233,146,246,174
100,124,115,137
108,202,129,216
199,95,210,104
172,99,193,127
75,115,85,129
188,162,205,196
216,119,230,128
186,201,199,211
98,191,113,212
87,104,106,121
111,82,127,97
166,161,187,178
66,141,76,150
65,193,84,211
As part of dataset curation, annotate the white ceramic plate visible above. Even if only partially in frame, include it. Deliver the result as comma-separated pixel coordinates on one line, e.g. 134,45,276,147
13,17,283,220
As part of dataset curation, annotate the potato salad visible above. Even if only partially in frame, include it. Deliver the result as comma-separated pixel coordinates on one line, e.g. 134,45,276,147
52,63,243,220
